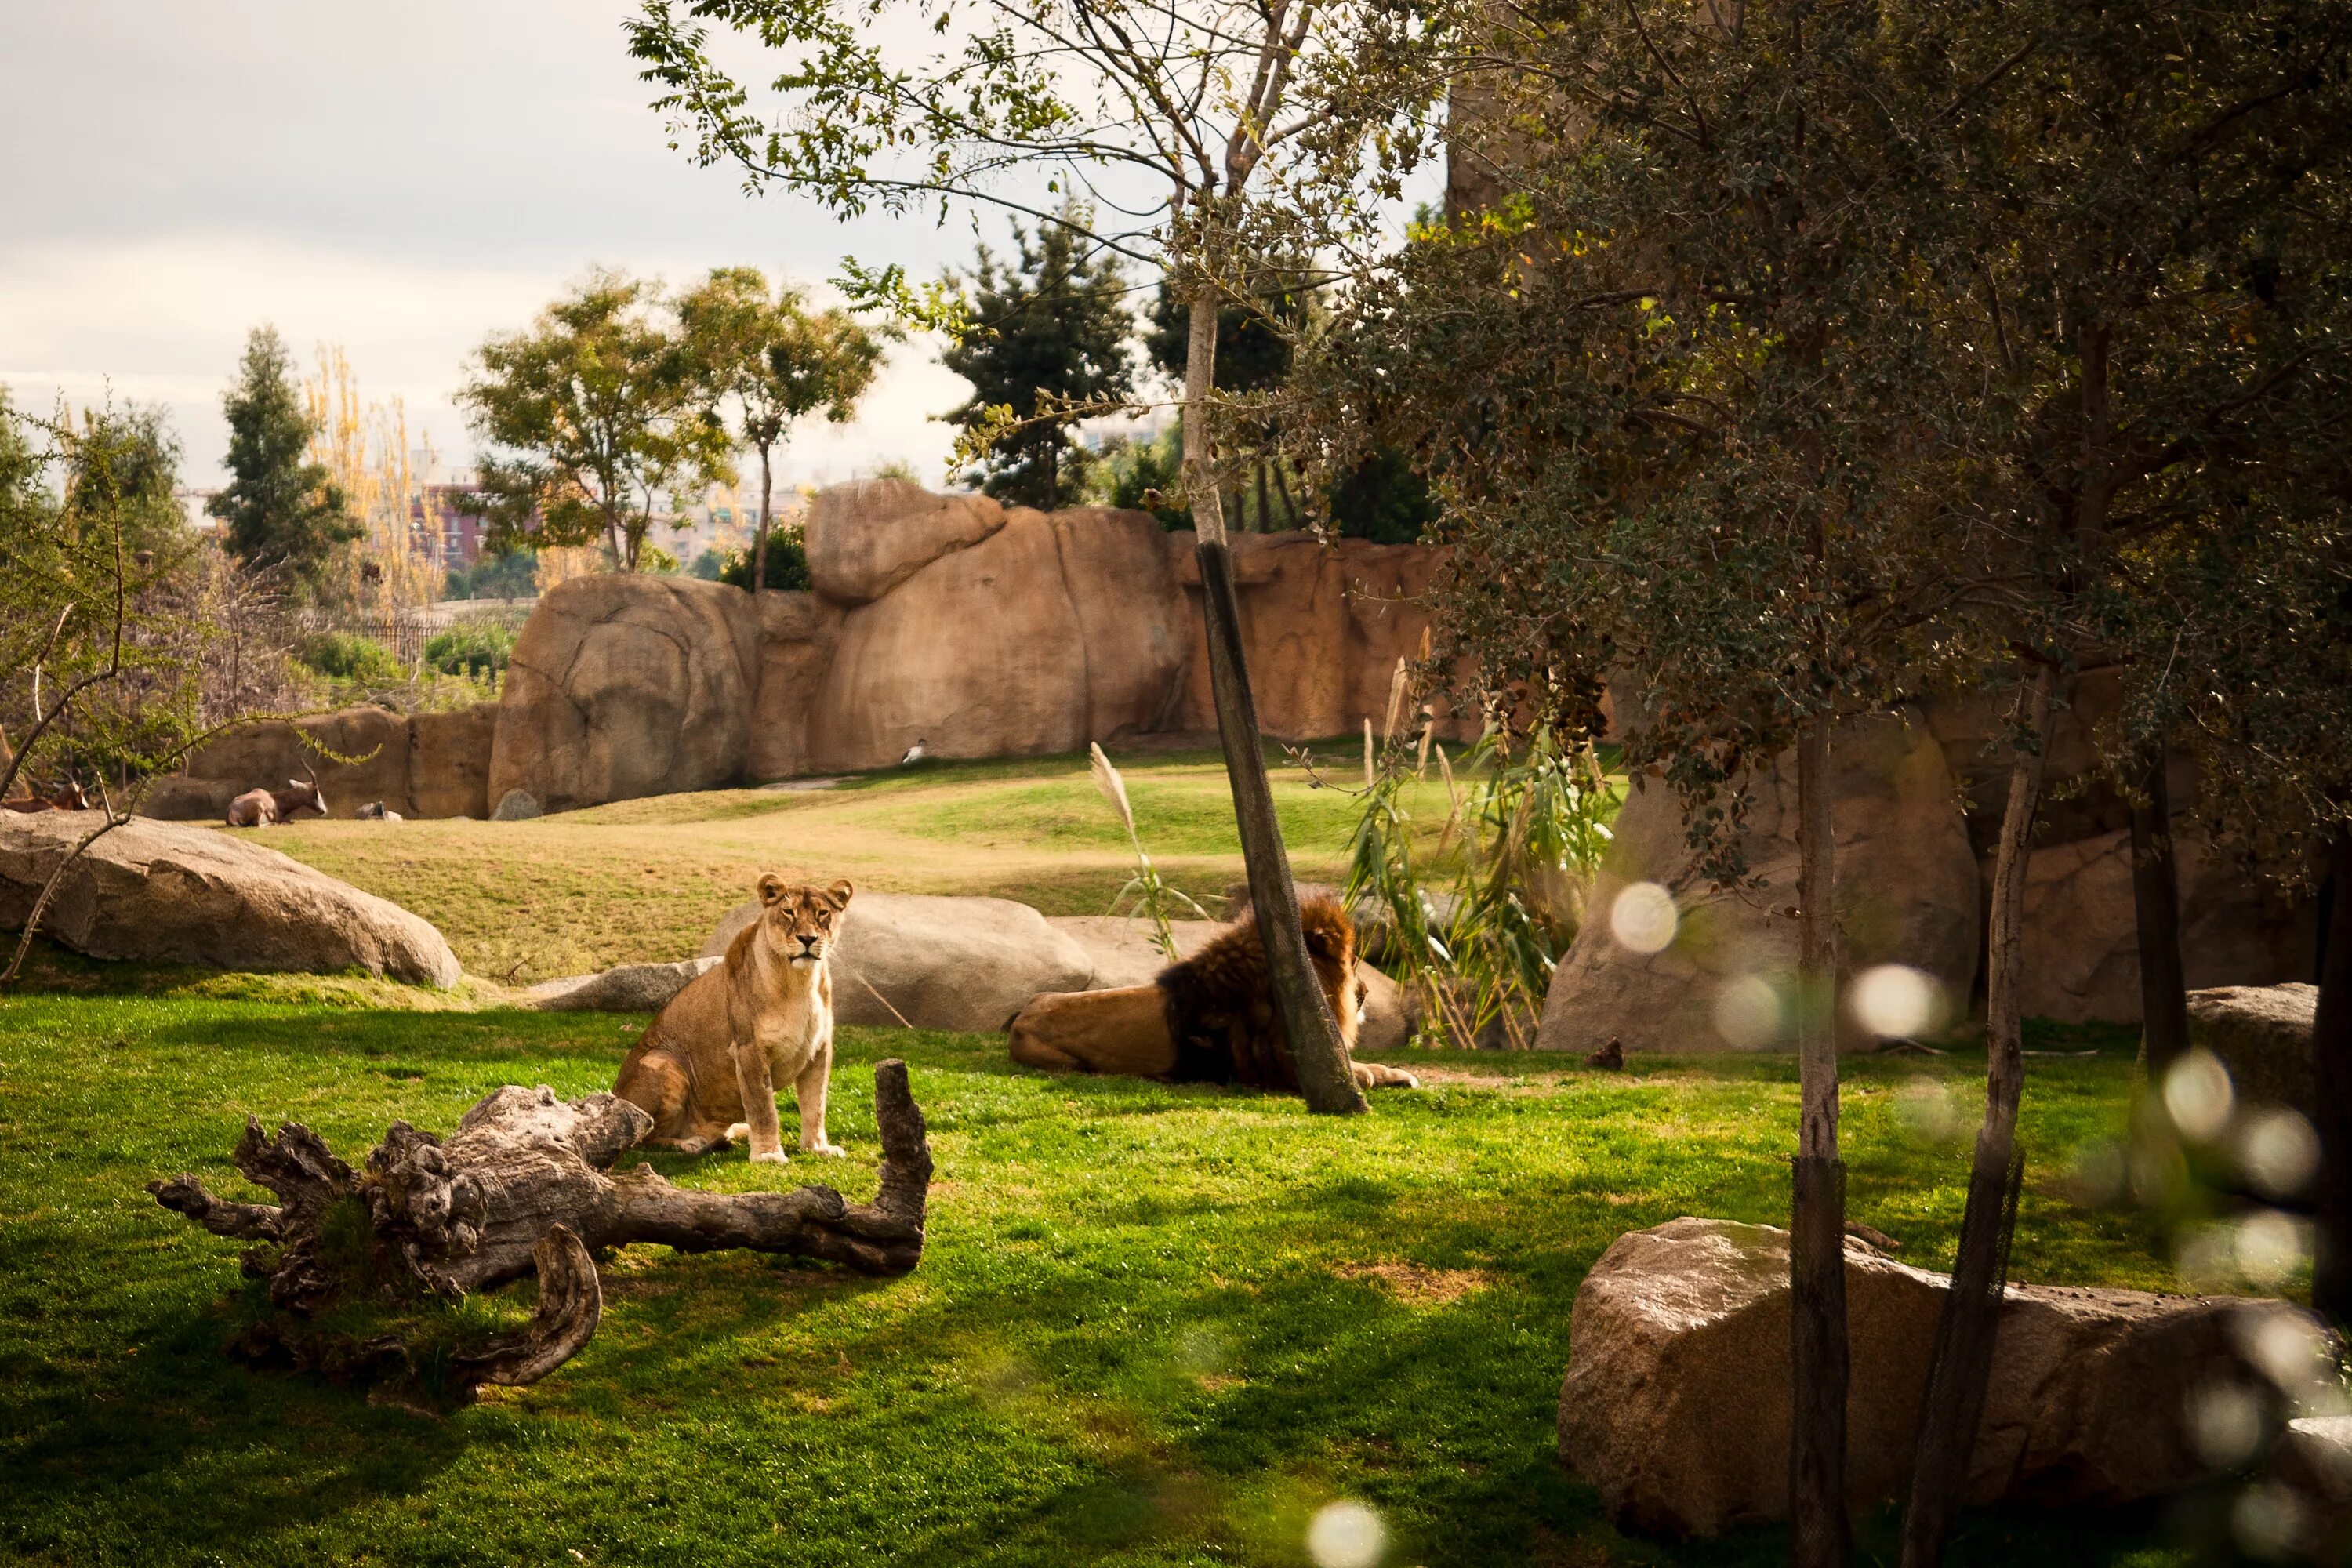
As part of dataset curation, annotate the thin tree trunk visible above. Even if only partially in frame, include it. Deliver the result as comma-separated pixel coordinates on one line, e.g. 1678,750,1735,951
753,442,775,602
2129,744,2190,1078
1900,662,2054,1568
1183,285,1366,1116
2312,824,2352,1320
1789,707,1849,1568
1271,460,1300,530
1255,458,1272,535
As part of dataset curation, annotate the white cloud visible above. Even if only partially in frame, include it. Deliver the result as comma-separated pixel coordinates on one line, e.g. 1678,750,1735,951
0,234,960,488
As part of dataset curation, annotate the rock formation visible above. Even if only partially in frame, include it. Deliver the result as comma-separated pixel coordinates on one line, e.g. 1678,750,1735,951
0,812,461,985
1537,710,1981,1054
1560,1217,2339,1537
145,702,499,823
489,575,760,813
485,479,1457,810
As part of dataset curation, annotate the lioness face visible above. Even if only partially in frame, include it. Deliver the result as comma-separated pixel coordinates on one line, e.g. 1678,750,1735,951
756,874,854,969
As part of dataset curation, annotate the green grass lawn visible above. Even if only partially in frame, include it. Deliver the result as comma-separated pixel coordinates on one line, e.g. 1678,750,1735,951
251,740,1464,985
0,993,2194,1567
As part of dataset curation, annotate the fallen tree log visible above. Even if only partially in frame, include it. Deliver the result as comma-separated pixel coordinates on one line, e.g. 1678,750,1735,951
151,1059,931,1403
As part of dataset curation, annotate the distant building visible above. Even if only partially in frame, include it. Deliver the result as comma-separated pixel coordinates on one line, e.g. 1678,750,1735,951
415,484,488,567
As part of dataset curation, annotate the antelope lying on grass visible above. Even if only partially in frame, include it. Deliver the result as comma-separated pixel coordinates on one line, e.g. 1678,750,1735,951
227,768,327,826
1,781,92,814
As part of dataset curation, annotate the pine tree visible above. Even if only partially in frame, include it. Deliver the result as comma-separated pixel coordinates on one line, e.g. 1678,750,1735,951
942,216,1134,510
208,327,357,600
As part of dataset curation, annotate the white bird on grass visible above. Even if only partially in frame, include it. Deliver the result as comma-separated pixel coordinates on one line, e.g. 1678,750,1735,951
899,739,928,767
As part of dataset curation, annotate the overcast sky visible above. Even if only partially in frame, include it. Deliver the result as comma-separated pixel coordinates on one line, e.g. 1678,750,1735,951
0,2,995,492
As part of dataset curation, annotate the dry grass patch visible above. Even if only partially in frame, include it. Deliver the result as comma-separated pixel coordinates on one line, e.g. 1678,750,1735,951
1331,1260,1496,1307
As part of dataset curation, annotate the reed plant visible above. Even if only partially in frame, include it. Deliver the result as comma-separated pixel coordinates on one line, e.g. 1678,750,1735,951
1343,662,1617,1047
1089,742,1210,960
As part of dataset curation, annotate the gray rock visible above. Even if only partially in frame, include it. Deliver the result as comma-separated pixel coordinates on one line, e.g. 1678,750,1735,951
2188,983,2319,1112
1559,1216,2333,1538
491,789,542,822
527,956,720,1013
704,891,1097,1033
0,813,461,986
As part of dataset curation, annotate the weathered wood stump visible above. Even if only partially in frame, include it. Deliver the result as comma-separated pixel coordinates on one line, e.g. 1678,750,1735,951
151,1059,931,1403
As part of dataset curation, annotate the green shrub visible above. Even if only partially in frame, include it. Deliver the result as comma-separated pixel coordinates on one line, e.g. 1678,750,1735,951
442,550,538,601
717,527,811,591
298,631,405,686
423,622,516,680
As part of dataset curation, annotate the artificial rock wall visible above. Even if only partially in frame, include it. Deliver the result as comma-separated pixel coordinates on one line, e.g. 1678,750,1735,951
488,479,1460,813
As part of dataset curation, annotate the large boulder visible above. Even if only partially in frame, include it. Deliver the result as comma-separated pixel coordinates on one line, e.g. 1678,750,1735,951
2013,828,2315,1024
1561,1217,2332,1538
804,479,1007,605
1536,710,1980,1054
806,508,1186,772
0,813,461,985
408,703,499,818
489,575,760,812
2187,983,2319,1112
703,891,1098,1032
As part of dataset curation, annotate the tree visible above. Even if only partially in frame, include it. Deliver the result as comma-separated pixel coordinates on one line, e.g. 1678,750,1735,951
1330,0,2352,1558
1144,280,1303,529
940,214,1135,510
0,393,299,989
677,268,883,599
629,0,1451,1113
209,327,358,601
458,271,732,572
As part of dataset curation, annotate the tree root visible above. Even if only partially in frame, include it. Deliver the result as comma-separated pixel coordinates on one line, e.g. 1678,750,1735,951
154,1060,931,1403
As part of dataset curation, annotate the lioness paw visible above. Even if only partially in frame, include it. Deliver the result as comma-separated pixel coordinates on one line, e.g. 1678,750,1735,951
804,1138,848,1158
749,1148,789,1165
724,1122,751,1142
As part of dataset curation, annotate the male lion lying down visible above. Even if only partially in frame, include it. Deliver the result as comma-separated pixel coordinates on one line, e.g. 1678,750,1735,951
1008,896,1419,1093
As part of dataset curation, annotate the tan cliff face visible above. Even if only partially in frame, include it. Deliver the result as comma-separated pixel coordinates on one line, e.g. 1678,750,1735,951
477,478,1468,810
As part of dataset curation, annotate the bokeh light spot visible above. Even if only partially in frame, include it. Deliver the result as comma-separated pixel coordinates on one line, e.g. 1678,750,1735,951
2163,1049,2235,1143
1609,882,1679,955
2186,1381,2267,1469
1849,964,1941,1039
2239,1110,2321,1201
1712,974,1783,1049
1307,1500,1387,1568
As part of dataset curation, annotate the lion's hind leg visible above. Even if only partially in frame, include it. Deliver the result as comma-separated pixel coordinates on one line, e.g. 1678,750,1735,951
615,1049,736,1151
1007,987,1178,1077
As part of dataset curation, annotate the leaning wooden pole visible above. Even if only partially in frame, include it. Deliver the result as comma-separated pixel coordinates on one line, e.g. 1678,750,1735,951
1788,708,1849,1568
1900,666,2053,1566
152,1061,931,1401
1182,282,1366,1115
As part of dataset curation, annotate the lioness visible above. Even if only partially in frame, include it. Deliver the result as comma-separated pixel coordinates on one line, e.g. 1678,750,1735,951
614,875,854,1161
1008,896,1419,1093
